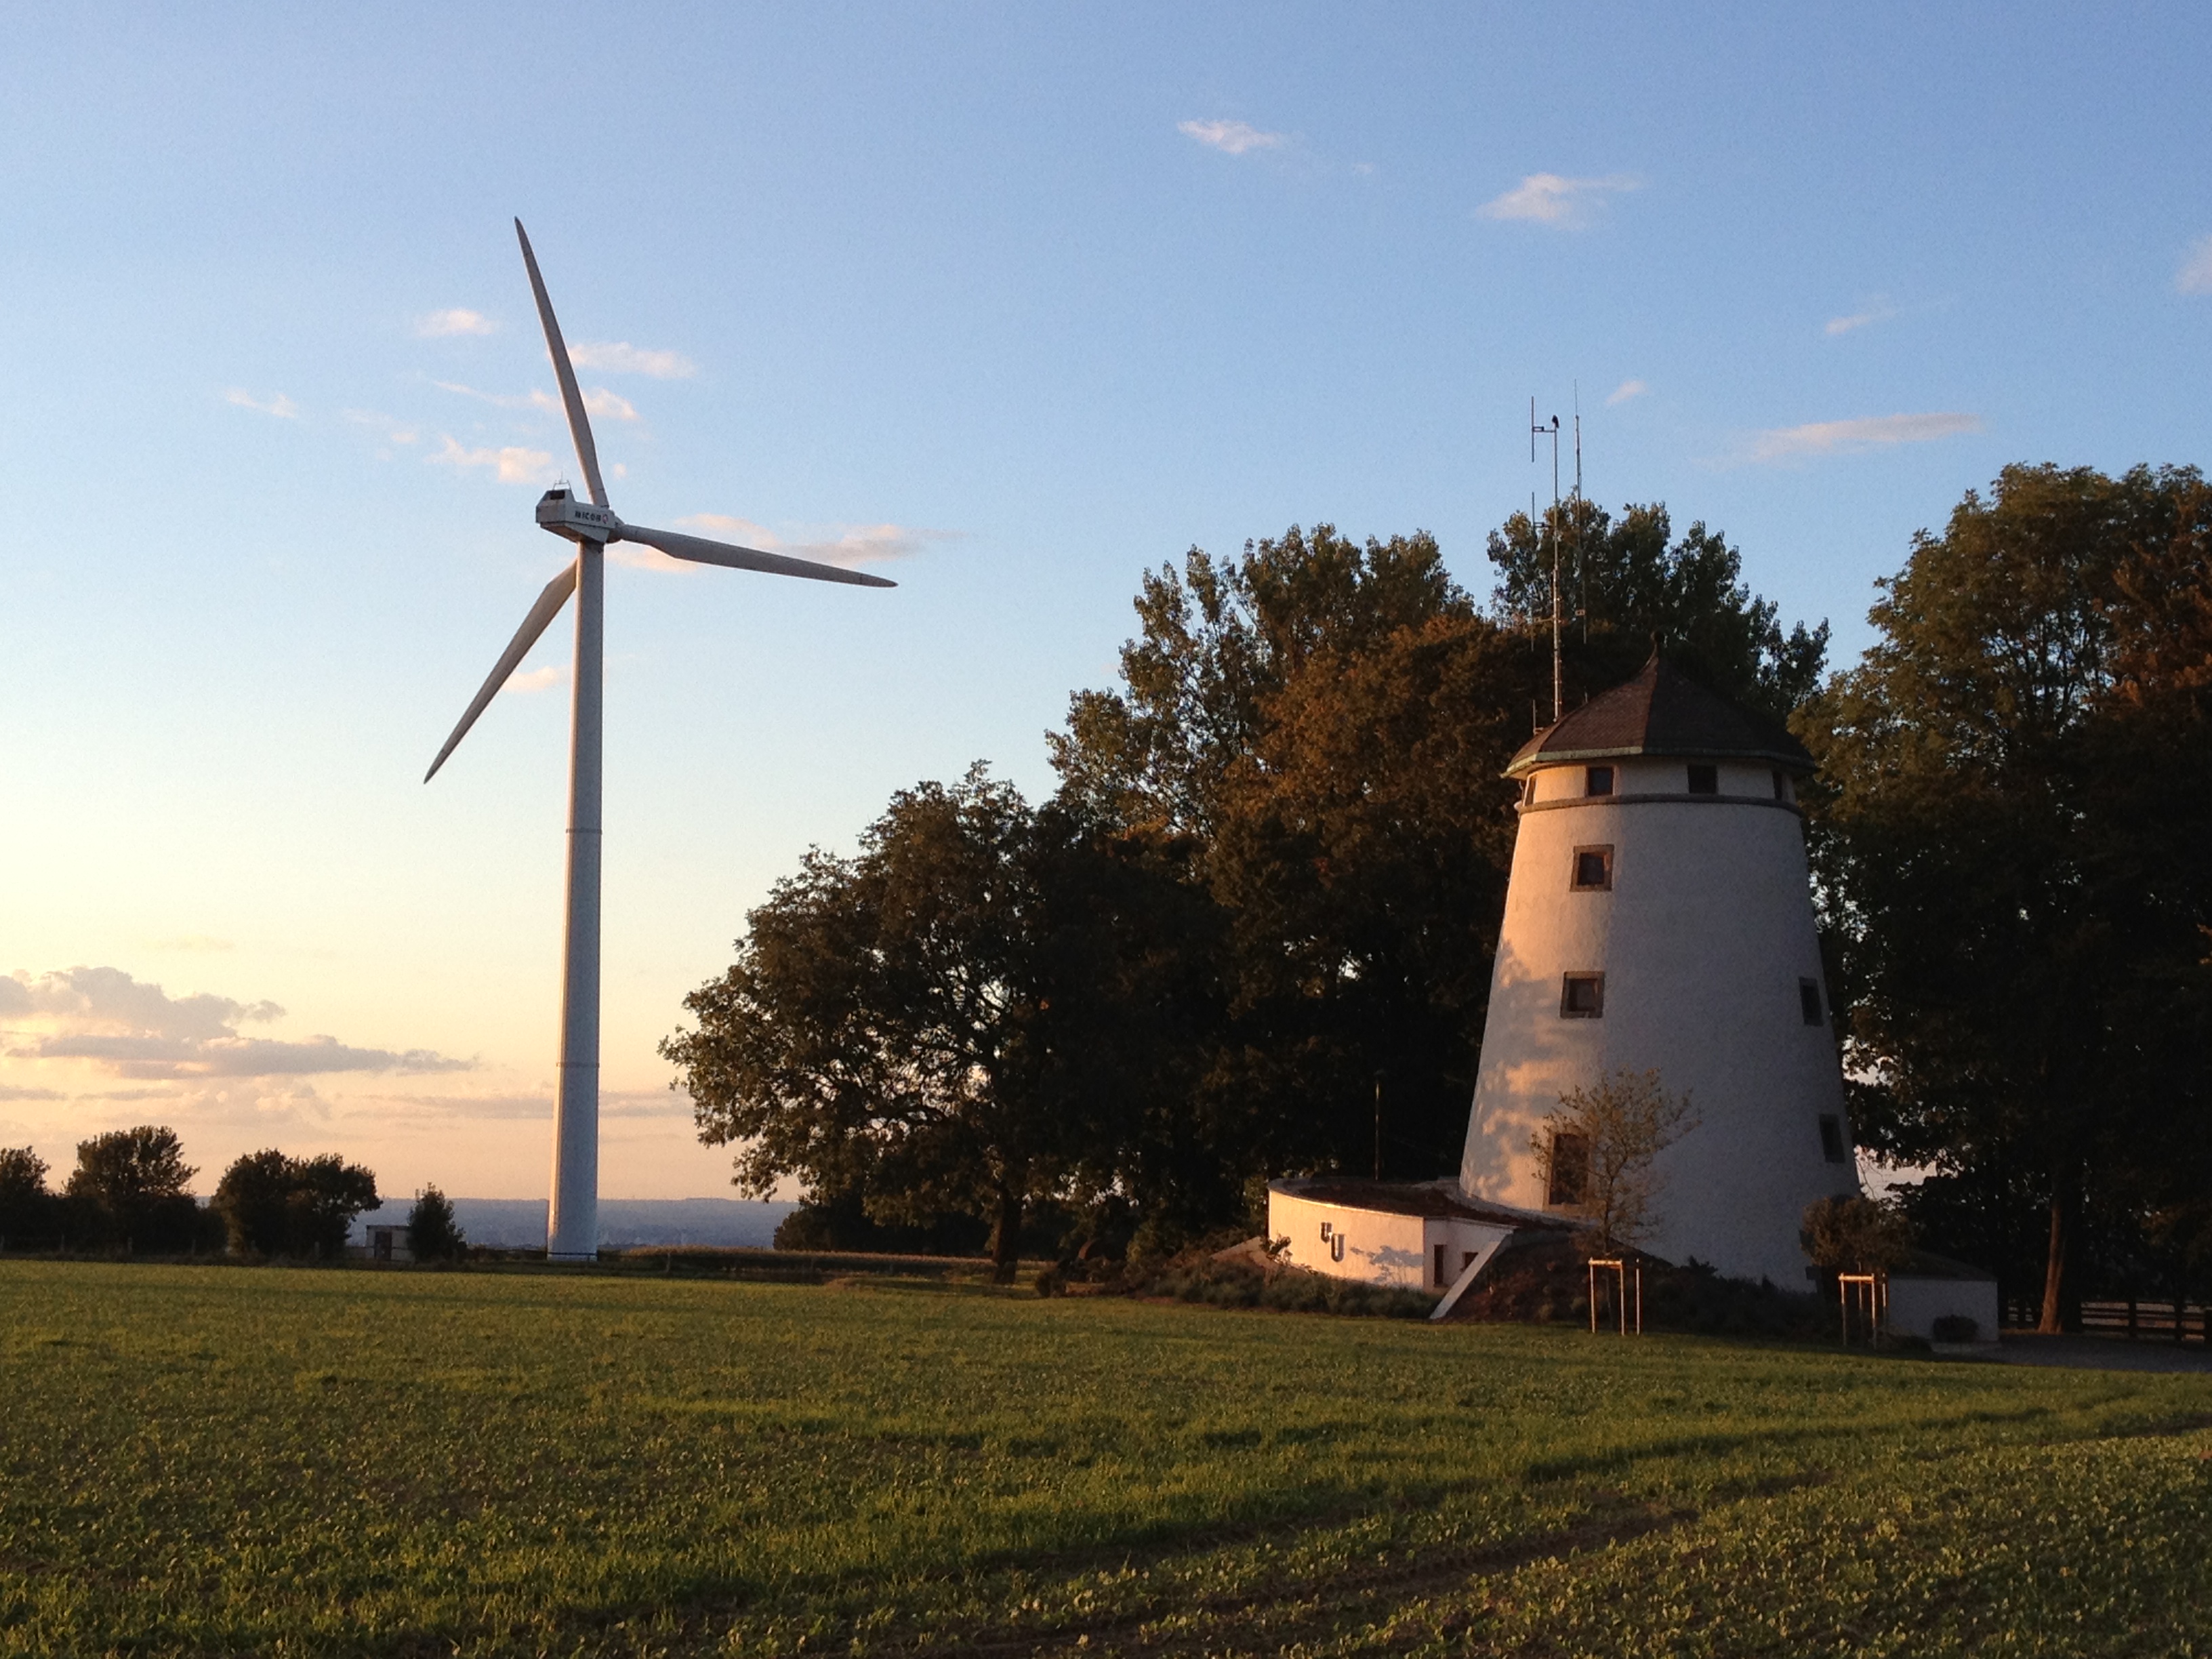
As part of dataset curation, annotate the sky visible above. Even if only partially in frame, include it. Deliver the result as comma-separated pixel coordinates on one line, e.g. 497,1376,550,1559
3,3,2208,1204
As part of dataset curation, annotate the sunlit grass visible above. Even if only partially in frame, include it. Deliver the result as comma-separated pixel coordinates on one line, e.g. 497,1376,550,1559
0,1261,2206,1656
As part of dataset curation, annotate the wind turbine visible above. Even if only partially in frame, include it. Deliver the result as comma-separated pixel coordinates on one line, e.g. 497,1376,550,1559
426,219,894,1263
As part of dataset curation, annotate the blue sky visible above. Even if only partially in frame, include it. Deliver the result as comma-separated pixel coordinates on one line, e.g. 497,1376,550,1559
3,3,2208,1198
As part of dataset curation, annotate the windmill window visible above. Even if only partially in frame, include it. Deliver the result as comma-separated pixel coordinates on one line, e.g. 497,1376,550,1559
1585,765,1614,797
1560,973,1604,1018
1818,1114,1849,1164
1434,1243,1448,1286
1687,763,1719,795
1546,1130,1590,1207
1572,846,1614,891
1521,777,1536,806
1771,769,1788,800
1799,979,1824,1025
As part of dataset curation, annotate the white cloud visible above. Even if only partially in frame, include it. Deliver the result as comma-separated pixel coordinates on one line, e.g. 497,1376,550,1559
502,665,563,695
434,382,638,421
1479,173,1639,226
1825,299,1900,337
226,388,300,418
427,436,556,485
569,341,697,379
1745,411,1983,464
0,966,470,1083
342,409,419,445
1605,379,1649,406
2177,234,2212,295
417,308,497,337
1178,119,1287,157
671,513,940,569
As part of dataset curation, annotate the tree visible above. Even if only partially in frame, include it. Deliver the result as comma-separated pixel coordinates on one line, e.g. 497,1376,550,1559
405,1185,468,1262
1530,1069,1698,1255
211,1149,381,1258
1485,499,1830,723
0,1147,56,1249
1800,463,2212,1331
1050,528,1527,1199
1801,1195,1914,1275
668,767,1165,1282
66,1126,200,1252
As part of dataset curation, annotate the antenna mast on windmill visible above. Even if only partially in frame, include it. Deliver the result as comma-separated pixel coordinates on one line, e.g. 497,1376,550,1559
1573,382,1587,644
1532,397,1563,724
425,220,896,1263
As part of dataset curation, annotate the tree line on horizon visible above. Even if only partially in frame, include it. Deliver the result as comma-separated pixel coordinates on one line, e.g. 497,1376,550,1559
665,463,2212,1328
0,1129,466,1261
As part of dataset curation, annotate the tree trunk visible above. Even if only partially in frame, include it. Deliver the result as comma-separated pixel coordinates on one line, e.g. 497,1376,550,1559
2037,1181,2071,1335
989,1184,1023,1286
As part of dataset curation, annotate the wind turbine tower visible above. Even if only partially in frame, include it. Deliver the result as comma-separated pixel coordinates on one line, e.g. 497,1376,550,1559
426,220,895,1262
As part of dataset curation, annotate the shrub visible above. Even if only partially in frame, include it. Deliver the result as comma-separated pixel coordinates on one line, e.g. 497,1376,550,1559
1129,1250,1435,1319
1931,1313,1980,1343
406,1186,468,1263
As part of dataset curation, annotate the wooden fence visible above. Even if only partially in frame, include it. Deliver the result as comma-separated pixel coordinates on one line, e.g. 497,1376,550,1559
2001,1297,2207,1342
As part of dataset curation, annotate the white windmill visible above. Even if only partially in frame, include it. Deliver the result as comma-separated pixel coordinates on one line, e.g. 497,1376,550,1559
426,220,894,1262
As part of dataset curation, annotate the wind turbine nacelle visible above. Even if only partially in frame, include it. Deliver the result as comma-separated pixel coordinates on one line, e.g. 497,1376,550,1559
536,489,619,544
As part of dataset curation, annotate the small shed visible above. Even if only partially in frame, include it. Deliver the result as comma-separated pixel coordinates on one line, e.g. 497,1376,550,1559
359,1223,413,1264
1268,1178,1559,1294
1885,1251,2001,1345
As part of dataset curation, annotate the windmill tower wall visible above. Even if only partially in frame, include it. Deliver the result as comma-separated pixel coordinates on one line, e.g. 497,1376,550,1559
1458,663,1861,1287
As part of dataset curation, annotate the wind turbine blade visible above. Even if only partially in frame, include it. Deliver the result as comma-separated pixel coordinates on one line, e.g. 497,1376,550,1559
616,523,898,589
424,560,581,782
514,218,609,508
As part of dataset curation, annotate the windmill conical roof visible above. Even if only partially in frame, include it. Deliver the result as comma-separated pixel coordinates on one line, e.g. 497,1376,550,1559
1504,654,1814,777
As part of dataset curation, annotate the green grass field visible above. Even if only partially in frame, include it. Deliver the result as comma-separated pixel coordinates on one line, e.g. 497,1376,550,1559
2,1262,2208,1657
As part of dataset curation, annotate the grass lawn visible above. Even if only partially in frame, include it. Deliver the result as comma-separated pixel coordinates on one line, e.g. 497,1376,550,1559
1,1261,2208,1657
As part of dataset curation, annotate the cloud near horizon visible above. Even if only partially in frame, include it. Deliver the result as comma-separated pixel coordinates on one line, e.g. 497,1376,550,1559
417,308,497,337
1746,411,1983,464
1179,118,1288,157
569,342,697,379
1479,173,1639,226
2177,234,2212,295
1,967,470,1083
427,436,556,485
1606,379,1649,406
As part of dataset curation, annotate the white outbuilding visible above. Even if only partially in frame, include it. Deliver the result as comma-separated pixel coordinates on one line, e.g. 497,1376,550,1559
1456,655,1861,1286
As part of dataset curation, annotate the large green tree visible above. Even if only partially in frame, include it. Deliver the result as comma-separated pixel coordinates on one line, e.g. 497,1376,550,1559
668,768,1200,1280
211,1149,382,1258
1800,463,2212,1329
65,1126,202,1252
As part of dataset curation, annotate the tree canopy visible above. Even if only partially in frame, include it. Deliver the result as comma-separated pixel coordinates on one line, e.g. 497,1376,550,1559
211,1149,381,1258
66,1126,204,1252
665,768,1203,1279
1800,462,2212,1326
